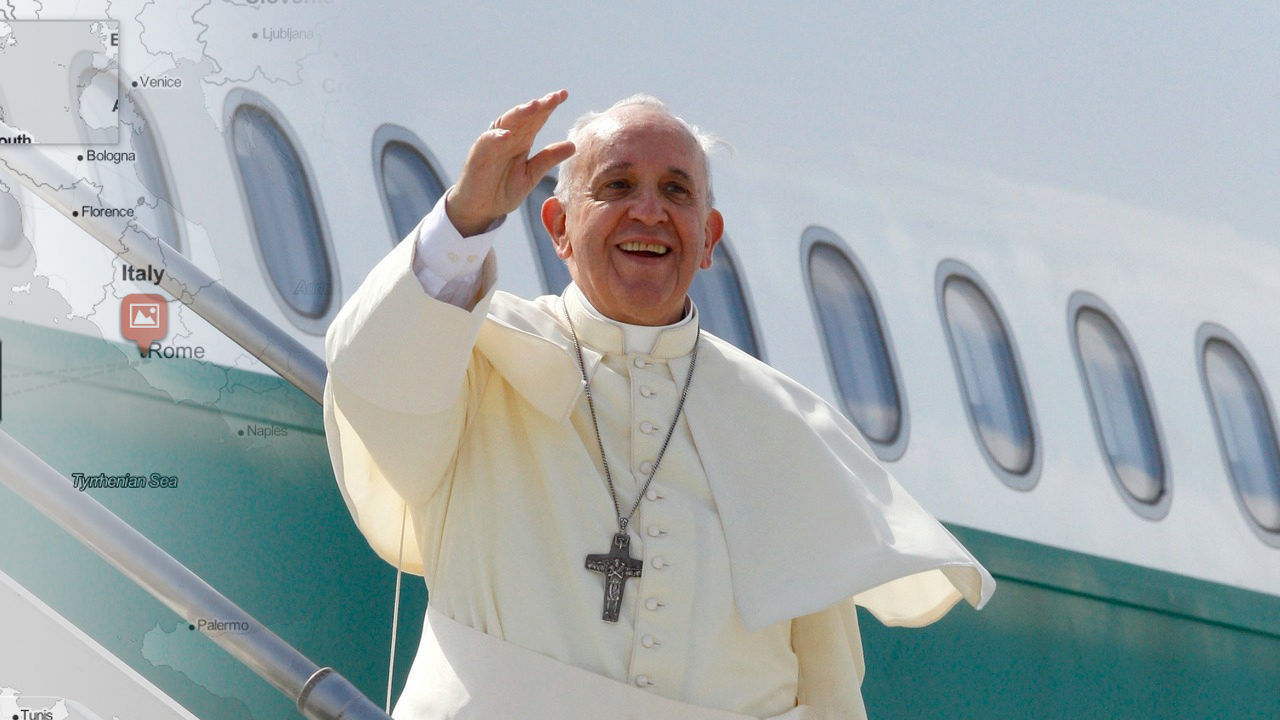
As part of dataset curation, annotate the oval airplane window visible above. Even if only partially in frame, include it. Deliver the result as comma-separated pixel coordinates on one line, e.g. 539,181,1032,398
374,125,446,243
75,69,184,255
1200,328,1280,543
524,175,572,294
130,109,185,255
0,184,25,259
0,86,27,266
227,93,335,329
1071,298,1168,516
67,50,117,145
805,233,905,458
688,239,761,359
0,91,24,265
938,263,1038,487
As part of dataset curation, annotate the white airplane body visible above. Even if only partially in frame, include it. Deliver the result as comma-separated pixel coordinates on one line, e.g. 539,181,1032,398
1,2,1277,718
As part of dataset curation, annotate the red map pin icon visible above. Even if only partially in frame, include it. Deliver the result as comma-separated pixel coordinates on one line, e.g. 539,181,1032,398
121,294,168,356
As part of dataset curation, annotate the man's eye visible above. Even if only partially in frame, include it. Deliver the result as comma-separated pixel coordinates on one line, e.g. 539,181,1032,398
604,179,630,190
665,183,690,195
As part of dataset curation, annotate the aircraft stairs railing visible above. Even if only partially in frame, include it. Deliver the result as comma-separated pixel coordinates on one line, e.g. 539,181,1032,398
0,146,392,720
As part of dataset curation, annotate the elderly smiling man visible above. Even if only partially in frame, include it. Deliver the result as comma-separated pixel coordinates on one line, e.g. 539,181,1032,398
324,90,994,719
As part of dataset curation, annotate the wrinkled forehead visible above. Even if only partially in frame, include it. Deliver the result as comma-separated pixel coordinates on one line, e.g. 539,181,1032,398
575,106,708,185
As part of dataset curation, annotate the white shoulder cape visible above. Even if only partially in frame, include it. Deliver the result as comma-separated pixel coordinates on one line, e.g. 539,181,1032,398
324,252,995,631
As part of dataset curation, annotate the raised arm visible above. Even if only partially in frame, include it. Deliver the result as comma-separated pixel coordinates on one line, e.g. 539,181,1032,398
323,91,574,571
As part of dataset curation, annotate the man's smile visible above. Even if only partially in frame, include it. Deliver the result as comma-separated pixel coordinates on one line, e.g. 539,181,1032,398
618,241,670,257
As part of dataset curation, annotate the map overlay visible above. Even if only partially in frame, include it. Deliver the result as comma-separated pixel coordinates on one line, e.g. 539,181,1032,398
0,5,404,720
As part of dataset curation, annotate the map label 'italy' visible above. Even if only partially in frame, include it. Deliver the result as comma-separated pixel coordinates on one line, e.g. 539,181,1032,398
122,263,166,285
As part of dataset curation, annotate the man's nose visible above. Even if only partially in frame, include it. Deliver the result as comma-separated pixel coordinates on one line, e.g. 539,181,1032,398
627,186,667,225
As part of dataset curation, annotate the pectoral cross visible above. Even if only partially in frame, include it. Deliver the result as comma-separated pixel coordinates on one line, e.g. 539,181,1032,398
585,532,643,622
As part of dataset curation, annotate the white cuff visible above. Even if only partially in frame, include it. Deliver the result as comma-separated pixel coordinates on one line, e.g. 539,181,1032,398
410,191,503,307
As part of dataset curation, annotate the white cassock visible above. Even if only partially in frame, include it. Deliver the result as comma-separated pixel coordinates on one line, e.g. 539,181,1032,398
323,198,996,720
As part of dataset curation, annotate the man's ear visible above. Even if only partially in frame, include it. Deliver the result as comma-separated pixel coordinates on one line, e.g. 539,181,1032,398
700,208,724,269
541,195,571,259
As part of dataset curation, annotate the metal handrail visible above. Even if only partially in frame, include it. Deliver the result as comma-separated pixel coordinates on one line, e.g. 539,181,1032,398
0,148,389,718
0,431,387,720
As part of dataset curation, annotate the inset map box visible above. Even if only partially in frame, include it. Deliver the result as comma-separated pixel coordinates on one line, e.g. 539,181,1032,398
0,20,119,144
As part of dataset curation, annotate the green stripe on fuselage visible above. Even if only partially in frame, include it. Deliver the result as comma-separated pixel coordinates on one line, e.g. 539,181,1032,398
860,526,1280,719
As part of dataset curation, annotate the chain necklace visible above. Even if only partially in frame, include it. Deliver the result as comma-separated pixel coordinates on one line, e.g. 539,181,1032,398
564,302,699,622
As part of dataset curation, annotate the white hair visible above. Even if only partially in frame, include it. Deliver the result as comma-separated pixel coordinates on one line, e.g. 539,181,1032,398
553,94,725,206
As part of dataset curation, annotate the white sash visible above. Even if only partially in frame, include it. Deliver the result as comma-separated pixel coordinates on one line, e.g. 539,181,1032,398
392,608,811,720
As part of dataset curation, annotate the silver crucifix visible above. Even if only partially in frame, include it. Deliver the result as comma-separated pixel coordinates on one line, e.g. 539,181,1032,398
585,532,643,622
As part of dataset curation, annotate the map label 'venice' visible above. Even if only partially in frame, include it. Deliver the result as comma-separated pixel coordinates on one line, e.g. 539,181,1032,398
136,74,183,89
